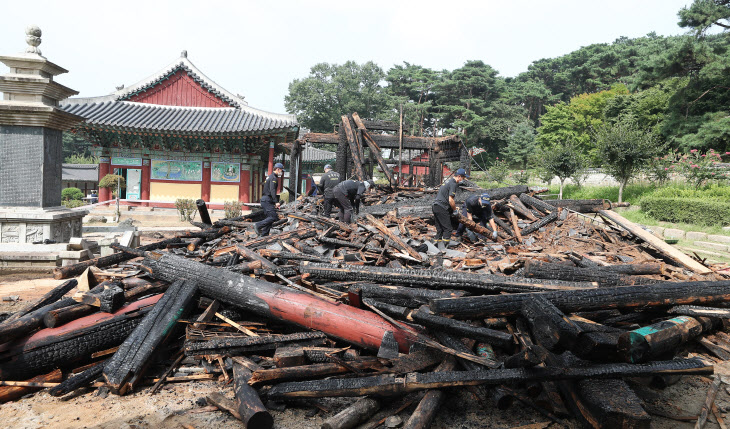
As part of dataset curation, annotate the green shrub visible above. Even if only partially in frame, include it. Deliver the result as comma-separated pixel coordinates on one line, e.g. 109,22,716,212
61,187,84,201
649,184,730,200
174,198,197,222
62,199,85,208
224,201,243,219
640,196,730,226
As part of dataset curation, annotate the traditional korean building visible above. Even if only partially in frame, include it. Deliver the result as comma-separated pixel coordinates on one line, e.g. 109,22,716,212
60,52,298,206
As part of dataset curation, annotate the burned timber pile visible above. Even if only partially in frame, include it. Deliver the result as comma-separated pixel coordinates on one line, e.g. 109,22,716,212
1,184,730,429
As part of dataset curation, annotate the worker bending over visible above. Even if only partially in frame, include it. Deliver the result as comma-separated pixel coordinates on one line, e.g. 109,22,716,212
332,178,374,223
318,164,341,217
455,193,499,242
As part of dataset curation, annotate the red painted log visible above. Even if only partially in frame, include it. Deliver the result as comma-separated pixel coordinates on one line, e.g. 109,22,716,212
141,252,416,353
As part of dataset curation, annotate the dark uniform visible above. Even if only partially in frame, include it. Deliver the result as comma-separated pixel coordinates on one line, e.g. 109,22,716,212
432,178,458,243
455,195,493,237
318,170,341,216
333,179,366,223
255,172,279,236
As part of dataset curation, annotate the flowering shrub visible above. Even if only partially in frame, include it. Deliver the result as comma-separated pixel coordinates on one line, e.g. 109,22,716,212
487,157,510,184
644,151,678,186
674,149,729,189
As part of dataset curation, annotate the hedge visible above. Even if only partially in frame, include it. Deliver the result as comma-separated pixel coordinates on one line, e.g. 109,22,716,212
640,196,730,226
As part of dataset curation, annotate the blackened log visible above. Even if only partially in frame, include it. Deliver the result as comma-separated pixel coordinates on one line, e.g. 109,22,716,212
571,376,650,428
520,210,558,236
617,316,716,363
402,356,457,429
185,332,327,357
503,344,550,368
509,195,538,220
141,252,415,353
233,362,273,429
353,113,395,185
318,236,384,253
301,263,596,293
103,279,197,394
258,249,332,264
367,300,410,318
2,279,77,325
601,263,664,276
236,244,278,273
454,214,503,240
411,306,511,347
519,193,554,215
0,369,62,403
347,284,464,307
365,214,422,261
248,358,383,386
187,226,230,251
229,260,263,274
196,199,212,226
0,297,76,344
322,397,381,429
522,294,582,352
429,280,730,318
0,296,159,380
241,228,317,250
574,331,622,362
543,198,613,213
523,260,654,287
267,358,711,399
53,238,182,279
341,115,365,180
48,361,105,397
697,377,721,429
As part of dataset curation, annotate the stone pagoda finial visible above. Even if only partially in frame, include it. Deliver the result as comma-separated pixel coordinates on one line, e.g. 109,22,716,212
25,25,42,56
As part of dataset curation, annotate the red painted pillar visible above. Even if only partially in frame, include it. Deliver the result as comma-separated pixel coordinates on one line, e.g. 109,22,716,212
267,140,275,175
98,156,111,202
239,165,250,204
202,160,211,202
141,158,150,206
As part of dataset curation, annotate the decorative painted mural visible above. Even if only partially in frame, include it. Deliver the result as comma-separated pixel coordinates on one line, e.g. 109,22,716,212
151,160,202,181
211,162,240,182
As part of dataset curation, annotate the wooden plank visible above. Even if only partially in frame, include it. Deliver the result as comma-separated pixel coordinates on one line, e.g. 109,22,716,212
352,112,395,185
364,214,422,261
341,115,366,180
598,210,711,274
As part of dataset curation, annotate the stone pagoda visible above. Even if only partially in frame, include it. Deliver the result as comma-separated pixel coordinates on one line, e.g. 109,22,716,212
0,26,87,245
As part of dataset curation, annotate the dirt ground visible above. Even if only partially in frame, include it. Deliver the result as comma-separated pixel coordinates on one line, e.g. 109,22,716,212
0,248,728,428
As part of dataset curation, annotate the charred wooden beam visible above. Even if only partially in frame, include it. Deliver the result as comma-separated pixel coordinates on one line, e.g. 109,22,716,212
48,361,105,397
185,332,327,357
403,357,456,429
266,358,711,399
617,316,716,363
0,297,76,344
365,214,422,261
599,210,712,274
543,198,614,213
668,305,730,318
318,236,384,253
353,113,395,185
233,362,273,429
521,294,582,352
322,397,381,429
518,193,554,215
520,210,558,236
241,228,316,250
53,238,182,279
196,199,212,226
347,284,465,307
2,279,78,325
258,249,333,264
509,195,538,221
411,306,512,347
301,263,595,293
103,279,197,394
341,115,366,180
186,226,230,252
248,358,383,386
454,214,503,240
429,280,730,318
0,369,62,403
523,260,655,287
236,244,278,273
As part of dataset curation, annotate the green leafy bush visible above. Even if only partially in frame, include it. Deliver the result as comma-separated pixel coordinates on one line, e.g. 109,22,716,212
649,183,730,200
62,199,85,208
640,196,730,226
61,187,84,201
174,198,197,222
224,201,243,219
99,174,126,197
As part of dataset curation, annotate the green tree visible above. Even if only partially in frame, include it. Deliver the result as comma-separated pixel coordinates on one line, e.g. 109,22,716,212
385,63,442,136
595,118,664,203
679,0,730,35
61,187,83,201
501,123,537,169
62,131,93,160
285,61,389,132
540,141,585,199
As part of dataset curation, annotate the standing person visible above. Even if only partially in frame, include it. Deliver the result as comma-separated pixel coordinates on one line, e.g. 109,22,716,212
304,174,318,197
332,178,374,223
318,164,340,217
432,168,468,250
455,193,499,242
254,163,284,237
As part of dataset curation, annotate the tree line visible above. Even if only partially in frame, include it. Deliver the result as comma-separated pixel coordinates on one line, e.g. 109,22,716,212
284,0,730,201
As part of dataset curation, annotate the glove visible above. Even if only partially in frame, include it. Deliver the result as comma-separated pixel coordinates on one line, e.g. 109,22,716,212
492,230,498,240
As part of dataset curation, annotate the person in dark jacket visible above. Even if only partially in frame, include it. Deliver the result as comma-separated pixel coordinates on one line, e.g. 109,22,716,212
455,193,498,241
254,163,284,237
332,178,374,223
318,164,340,217
304,174,318,197
432,168,468,250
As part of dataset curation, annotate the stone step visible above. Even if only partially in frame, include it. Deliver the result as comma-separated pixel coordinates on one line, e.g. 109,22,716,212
679,246,730,262
693,241,730,253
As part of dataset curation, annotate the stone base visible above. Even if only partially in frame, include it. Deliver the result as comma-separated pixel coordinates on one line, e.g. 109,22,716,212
0,206,87,244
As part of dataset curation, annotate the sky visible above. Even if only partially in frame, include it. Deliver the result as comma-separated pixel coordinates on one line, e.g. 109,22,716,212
2,0,694,114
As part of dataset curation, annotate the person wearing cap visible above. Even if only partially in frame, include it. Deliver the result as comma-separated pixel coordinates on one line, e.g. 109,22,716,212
332,178,374,223
432,168,468,250
455,193,499,241
254,163,285,237
318,164,340,217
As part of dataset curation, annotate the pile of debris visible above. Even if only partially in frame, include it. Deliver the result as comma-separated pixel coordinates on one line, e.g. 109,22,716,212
1,184,729,429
